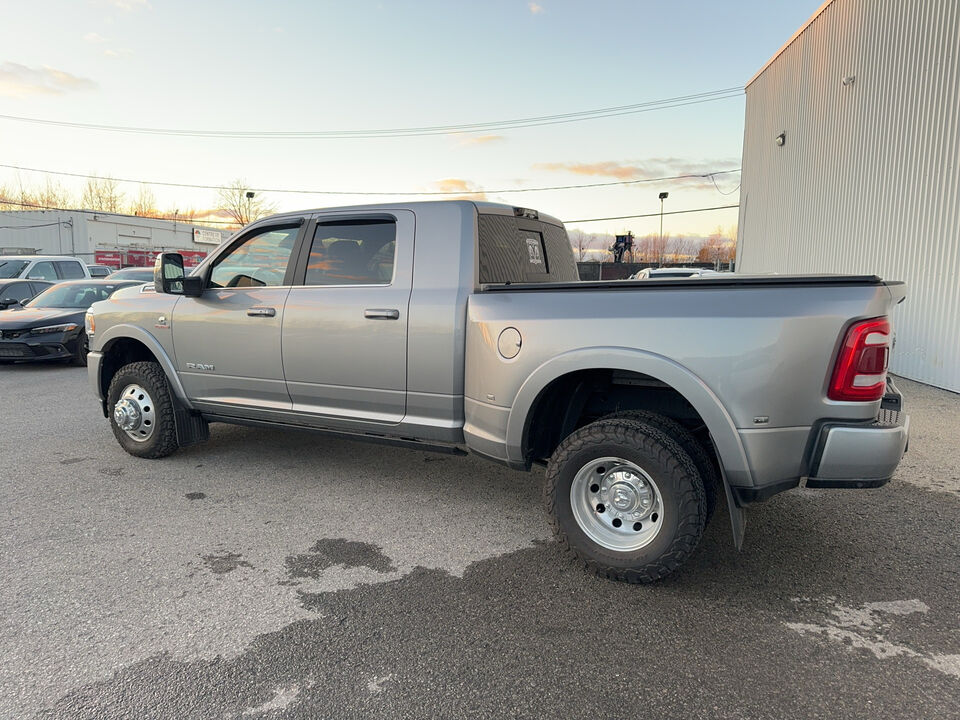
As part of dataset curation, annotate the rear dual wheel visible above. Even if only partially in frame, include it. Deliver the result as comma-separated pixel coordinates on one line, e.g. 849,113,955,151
545,416,707,583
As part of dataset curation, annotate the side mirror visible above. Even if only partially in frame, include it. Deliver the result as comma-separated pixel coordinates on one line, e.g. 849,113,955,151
155,253,184,294
154,253,203,297
0,298,19,309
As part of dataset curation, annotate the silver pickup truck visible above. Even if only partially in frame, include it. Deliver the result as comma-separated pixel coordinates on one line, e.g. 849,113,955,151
85,201,910,582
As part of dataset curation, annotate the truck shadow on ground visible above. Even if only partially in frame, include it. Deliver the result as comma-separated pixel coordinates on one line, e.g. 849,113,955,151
41,454,959,719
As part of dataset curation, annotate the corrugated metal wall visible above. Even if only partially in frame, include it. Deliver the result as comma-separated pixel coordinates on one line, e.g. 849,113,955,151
737,0,960,392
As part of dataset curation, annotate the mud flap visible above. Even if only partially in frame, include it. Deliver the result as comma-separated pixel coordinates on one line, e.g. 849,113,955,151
710,435,746,550
174,404,209,447
721,471,746,551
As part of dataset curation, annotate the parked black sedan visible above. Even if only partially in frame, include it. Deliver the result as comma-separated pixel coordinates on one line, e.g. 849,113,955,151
0,280,140,366
0,279,55,309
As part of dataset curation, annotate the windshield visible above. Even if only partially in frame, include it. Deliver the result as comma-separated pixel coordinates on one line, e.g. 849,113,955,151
27,283,132,309
107,268,154,281
0,260,28,279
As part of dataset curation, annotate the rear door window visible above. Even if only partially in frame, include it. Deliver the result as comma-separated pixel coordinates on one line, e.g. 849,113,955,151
2,282,33,303
29,282,52,297
305,219,396,286
55,261,86,279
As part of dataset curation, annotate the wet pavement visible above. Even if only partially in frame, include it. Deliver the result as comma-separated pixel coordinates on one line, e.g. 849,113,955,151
1,365,957,719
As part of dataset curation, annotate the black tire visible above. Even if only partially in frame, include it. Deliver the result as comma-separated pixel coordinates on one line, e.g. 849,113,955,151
107,361,180,459
72,331,89,367
605,410,719,522
545,417,706,583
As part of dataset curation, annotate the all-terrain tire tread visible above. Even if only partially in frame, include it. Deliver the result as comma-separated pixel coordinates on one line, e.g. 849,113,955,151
544,418,706,583
107,361,180,459
605,410,719,522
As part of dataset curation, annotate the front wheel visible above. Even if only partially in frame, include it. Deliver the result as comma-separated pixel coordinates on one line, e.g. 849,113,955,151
107,361,180,459
72,331,89,366
545,418,706,583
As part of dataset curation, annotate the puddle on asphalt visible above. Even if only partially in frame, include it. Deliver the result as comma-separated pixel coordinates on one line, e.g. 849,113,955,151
284,539,397,582
201,552,254,575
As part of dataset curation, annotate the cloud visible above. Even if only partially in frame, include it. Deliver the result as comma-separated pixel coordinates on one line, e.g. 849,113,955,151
456,134,505,147
0,62,98,98
534,157,740,190
104,48,133,58
83,32,107,43
95,0,151,10
528,2,544,14
434,178,487,200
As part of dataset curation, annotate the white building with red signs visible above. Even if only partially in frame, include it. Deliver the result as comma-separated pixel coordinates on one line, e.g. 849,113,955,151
0,209,233,269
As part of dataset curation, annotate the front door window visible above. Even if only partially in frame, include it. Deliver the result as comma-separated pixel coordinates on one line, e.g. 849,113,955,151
209,226,299,288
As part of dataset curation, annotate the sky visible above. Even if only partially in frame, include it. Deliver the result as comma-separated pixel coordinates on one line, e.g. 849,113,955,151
0,0,823,240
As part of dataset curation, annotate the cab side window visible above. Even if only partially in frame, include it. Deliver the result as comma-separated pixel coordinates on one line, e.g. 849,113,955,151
209,226,299,289
305,219,396,286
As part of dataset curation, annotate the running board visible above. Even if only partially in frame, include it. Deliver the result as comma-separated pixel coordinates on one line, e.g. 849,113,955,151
202,413,468,457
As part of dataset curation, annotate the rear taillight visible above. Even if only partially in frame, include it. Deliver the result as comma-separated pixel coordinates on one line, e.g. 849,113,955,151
828,317,891,401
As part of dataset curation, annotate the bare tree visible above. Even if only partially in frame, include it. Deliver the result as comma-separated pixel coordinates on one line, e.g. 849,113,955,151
37,179,73,209
0,178,73,211
0,183,18,211
570,229,594,262
81,176,124,213
667,235,695,263
697,226,735,266
130,184,158,217
648,232,669,266
217,179,276,226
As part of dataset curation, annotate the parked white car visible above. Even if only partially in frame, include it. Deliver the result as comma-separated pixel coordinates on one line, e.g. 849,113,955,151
0,255,91,282
629,267,723,280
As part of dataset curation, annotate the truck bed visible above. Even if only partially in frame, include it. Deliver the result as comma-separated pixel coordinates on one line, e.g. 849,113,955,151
483,274,901,292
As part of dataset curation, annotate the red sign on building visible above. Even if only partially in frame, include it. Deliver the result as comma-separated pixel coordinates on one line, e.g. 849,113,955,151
93,251,123,268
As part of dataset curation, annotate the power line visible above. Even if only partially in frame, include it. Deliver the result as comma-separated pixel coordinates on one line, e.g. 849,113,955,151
563,204,740,224
2,196,739,226
0,87,743,139
0,198,238,225
0,162,740,196
709,173,741,196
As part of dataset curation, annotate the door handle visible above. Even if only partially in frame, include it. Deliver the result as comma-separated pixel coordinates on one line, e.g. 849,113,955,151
247,306,276,317
364,308,400,320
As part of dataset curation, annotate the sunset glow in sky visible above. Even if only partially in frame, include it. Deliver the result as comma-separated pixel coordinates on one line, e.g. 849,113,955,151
0,0,822,239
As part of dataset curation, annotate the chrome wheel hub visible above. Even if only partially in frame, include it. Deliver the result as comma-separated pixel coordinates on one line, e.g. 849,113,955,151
570,457,664,552
113,384,156,442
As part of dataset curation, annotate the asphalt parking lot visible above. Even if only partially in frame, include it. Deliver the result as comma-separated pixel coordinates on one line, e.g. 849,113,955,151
1,365,958,719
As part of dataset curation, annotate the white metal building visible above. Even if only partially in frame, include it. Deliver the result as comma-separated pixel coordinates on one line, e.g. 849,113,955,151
0,209,232,268
736,0,960,392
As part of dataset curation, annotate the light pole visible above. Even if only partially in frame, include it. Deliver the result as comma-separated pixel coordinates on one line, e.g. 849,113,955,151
658,192,668,266
245,191,255,225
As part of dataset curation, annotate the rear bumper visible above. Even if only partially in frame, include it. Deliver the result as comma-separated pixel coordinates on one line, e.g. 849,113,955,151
806,408,910,488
